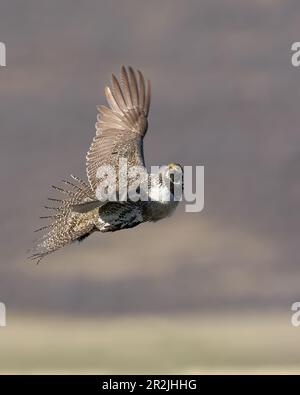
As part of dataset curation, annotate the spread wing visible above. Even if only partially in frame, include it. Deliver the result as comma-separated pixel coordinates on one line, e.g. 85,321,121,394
86,66,151,192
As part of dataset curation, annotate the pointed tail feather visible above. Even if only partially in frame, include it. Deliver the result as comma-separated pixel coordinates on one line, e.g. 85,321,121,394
29,175,99,264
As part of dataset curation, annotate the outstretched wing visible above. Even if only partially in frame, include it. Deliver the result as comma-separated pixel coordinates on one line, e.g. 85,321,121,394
86,66,151,192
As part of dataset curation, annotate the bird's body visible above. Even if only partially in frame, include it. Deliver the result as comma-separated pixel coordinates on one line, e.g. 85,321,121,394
30,66,182,263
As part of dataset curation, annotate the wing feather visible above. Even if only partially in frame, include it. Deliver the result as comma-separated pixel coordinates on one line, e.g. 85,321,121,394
111,74,127,112
121,65,133,108
144,79,151,116
128,66,139,107
86,66,151,192
138,70,145,110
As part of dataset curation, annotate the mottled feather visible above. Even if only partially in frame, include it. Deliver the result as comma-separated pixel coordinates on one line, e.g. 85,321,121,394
29,175,97,264
86,66,151,192
30,66,181,265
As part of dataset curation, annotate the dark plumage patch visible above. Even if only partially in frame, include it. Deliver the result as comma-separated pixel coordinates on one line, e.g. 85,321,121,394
76,226,97,242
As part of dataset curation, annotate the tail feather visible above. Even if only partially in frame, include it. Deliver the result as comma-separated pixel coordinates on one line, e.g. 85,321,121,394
29,175,98,264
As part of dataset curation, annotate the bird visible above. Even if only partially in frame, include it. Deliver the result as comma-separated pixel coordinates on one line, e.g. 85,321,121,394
29,66,183,264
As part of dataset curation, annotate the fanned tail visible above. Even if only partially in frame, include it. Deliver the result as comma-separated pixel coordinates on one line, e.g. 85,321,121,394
28,175,99,264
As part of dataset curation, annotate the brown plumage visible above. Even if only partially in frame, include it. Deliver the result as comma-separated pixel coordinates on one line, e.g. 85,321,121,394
29,66,151,263
29,66,181,264
30,176,98,263
86,66,150,191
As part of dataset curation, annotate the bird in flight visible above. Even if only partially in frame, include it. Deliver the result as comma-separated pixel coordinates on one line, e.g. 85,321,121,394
30,66,183,263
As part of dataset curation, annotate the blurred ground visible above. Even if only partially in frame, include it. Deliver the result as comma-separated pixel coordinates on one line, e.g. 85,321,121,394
1,311,300,374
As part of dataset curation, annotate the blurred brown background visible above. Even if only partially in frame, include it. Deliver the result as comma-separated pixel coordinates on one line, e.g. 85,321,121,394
0,0,300,373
